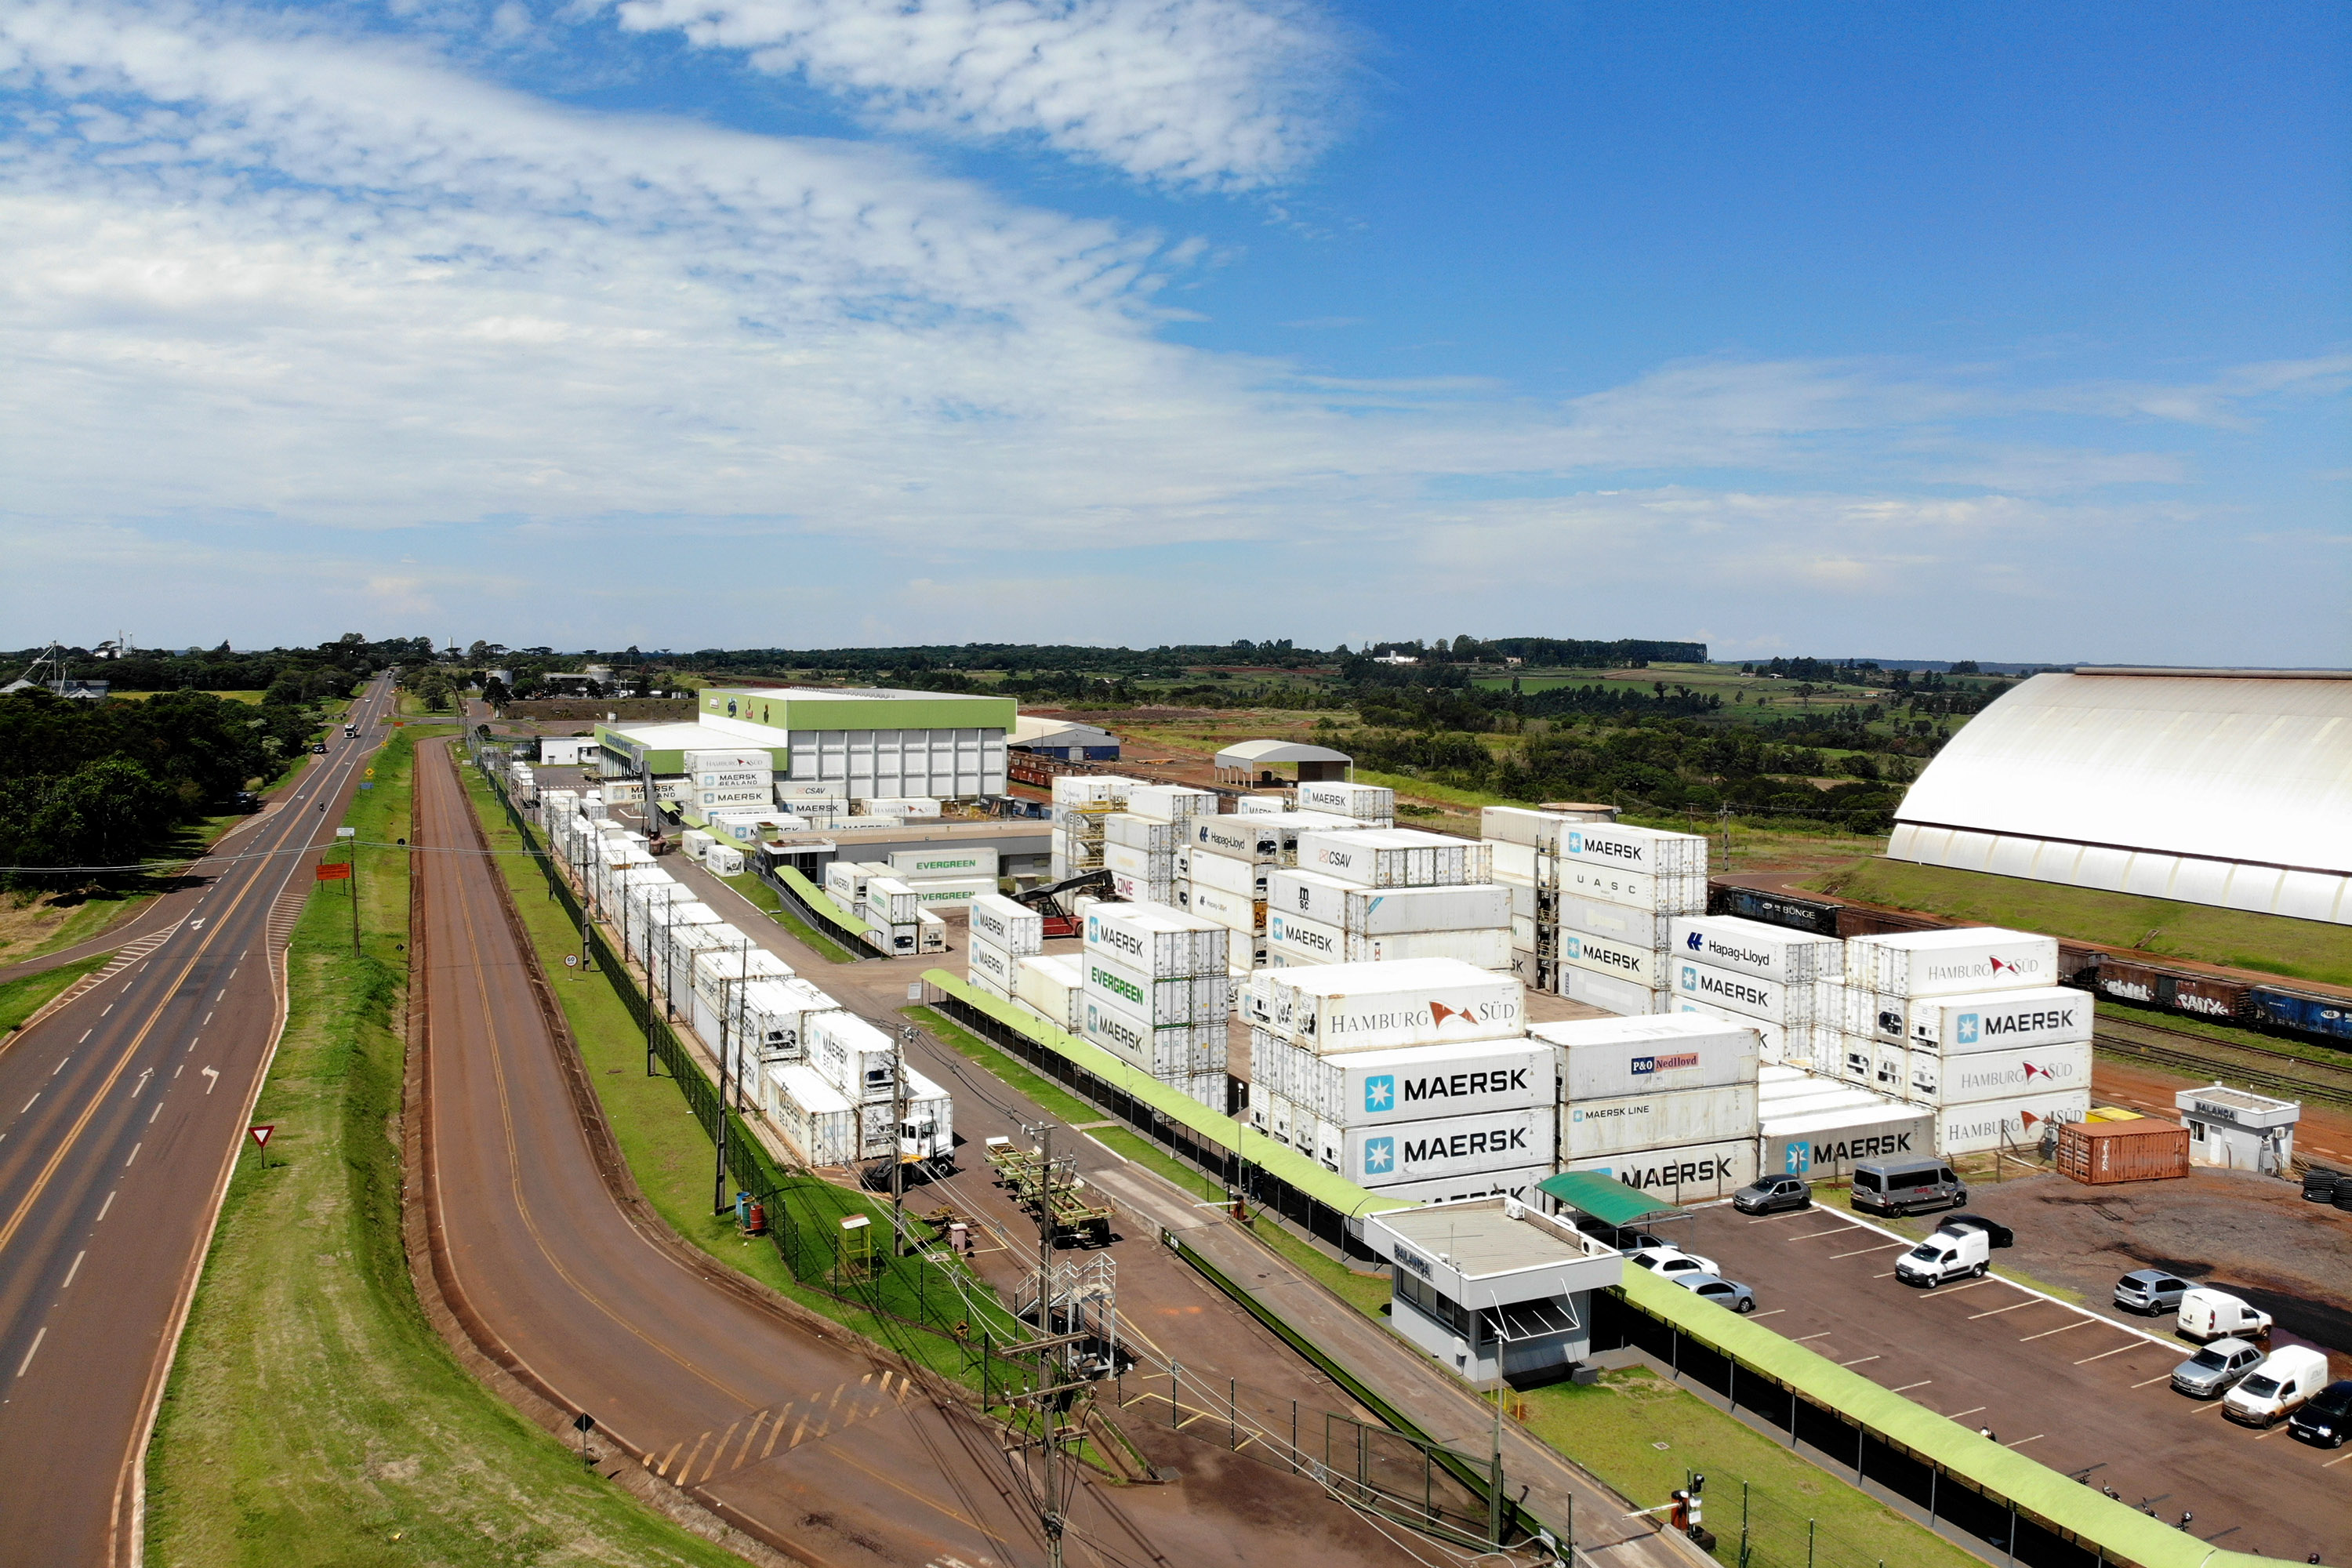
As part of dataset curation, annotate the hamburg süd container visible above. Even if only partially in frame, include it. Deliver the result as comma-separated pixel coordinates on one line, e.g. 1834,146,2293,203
1530,1013,1762,1101
1853,927,2061,999
1258,957,1526,1053
1932,1089,2090,1156
1907,1040,2092,1107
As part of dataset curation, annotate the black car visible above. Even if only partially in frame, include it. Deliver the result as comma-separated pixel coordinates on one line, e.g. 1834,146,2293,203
2289,1379,2352,1448
1733,1175,1812,1215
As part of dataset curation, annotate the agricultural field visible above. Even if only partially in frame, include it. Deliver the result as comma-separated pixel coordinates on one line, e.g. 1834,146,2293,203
107,689,267,703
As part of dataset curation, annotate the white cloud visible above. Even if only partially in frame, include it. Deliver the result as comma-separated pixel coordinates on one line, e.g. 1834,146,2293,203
604,0,1347,190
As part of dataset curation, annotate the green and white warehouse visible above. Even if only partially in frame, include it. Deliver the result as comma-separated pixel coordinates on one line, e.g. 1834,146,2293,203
594,686,1016,801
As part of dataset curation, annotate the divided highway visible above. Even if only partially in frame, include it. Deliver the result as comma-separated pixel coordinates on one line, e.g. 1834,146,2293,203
0,677,395,1568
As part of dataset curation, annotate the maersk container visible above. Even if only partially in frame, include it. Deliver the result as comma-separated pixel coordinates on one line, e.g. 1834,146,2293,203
1346,926,1510,969
1079,993,1217,1077
1557,892,1672,950
1185,882,1264,936
1364,1162,1554,1207
1266,910,1345,966
969,893,1044,956
1904,985,2094,1054
1294,780,1397,822
1531,1014,1761,1102
1328,1105,1555,1189
1933,1089,2091,1155
1854,927,2061,999
1303,1038,1552,1128
1553,965,1666,1018
1235,795,1283,815
967,934,1020,993
1014,953,1084,1033
1668,916,1844,985
695,768,771,790
1268,957,1526,1054
1910,1040,2092,1107
1267,869,1512,937
807,1011,899,1104
767,1064,860,1167
1563,1137,1759,1203
1127,784,1218,822
1084,902,1225,977
696,786,771,811
1536,820,1708,877
1511,914,1537,949
1294,829,1493,891
1555,928,1667,988
1671,959,1816,1025
823,861,874,907
1083,946,1228,1028
967,967,1013,1003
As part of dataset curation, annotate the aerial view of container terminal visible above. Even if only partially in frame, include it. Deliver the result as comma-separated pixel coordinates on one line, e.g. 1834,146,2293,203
0,2,2343,1566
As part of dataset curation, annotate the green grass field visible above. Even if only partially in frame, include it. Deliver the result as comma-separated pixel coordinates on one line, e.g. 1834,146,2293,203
0,952,111,1032
144,729,747,1568
107,689,267,703
716,867,853,963
1811,858,2352,987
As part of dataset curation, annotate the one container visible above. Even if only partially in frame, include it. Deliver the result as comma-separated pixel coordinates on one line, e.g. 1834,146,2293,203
1669,997,1788,1060
1668,916,1844,984
2054,1119,2191,1185
1354,1162,1554,1207
1559,1138,1760,1203
1079,993,1218,1076
1907,1040,2093,1105
898,875,995,909
1904,986,2095,1053
863,876,920,925
968,892,1044,956
1083,947,1227,1028
706,844,746,877
1330,1106,1555,1189
1267,869,1511,935
1105,814,1189,852
681,829,713,862
1127,784,1218,822
1531,1014,1761,1101
766,1063,859,1166
686,749,774,772
1554,862,1708,914
1561,1083,1760,1160
1933,1090,2091,1156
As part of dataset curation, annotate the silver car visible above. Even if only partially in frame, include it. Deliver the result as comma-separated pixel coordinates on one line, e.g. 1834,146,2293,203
2172,1337,2265,1399
1676,1273,1758,1314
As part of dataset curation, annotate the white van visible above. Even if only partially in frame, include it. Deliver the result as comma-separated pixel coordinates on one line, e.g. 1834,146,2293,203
2223,1345,2330,1428
1894,1214,2013,1289
2178,1288,2273,1344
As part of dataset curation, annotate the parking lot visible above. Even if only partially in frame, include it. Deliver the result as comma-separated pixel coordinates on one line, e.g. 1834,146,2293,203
1675,1201,2352,1565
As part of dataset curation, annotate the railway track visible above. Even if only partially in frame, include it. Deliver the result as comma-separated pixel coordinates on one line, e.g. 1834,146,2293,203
2093,1014,2352,1109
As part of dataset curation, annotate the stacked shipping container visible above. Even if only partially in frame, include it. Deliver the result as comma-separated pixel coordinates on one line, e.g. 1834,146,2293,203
1530,1014,1763,1203
1483,809,1710,1013
1078,902,1230,1107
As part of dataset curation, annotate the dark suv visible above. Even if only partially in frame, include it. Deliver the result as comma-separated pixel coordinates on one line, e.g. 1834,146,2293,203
1733,1175,1812,1215
2290,1380,2352,1448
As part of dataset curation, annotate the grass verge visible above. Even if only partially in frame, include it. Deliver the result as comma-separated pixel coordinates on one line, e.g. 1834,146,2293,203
0,952,111,1033
144,731,747,1568
1521,1367,1983,1568
717,869,853,963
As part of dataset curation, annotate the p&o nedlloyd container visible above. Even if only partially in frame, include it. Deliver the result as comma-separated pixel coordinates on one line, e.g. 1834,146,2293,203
1530,1014,1761,1101
1668,916,1844,984
1903,986,2095,1054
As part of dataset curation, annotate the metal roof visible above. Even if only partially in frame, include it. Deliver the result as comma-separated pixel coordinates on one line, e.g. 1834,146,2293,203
1376,1200,1595,1277
1534,1171,1678,1227
1212,739,1354,768
1893,670,2352,876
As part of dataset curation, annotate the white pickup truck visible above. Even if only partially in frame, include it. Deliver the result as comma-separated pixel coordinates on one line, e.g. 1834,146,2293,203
1894,1214,2015,1289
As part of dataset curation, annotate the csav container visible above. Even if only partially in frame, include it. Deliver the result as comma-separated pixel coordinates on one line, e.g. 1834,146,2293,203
1295,829,1493,890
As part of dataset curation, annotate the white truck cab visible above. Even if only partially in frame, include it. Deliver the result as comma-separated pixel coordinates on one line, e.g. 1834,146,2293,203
2223,1345,2330,1428
1894,1214,2013,1289
2178,1287,2273,1344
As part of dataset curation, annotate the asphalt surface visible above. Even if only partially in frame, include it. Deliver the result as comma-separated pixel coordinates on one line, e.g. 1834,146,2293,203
1675,1200,2352,1564
0,676,397,1568
417,742,1444,1568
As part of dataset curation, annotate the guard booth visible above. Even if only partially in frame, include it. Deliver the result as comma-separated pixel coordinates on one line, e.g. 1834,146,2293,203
1361,1196,1622,1388
2175,1083,2299,1173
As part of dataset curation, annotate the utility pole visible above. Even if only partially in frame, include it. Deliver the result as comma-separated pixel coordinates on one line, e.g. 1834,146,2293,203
891,1025,914,1255
713,932,747,1214
1036,1123,1065,1568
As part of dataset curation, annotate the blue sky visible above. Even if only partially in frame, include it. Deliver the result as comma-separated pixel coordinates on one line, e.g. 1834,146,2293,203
0,0,2343,662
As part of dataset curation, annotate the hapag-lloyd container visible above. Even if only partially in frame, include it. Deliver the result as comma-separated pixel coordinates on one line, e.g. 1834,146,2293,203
968,892,1044,956
1296,829,1493,890
1555,966,1666,1018
1853,927,2061,999
1345,927,1511,968
1328,1105,1554,1189
1668,916,1844,984
1014,953,1084,1033
1300,1038,1553,1127
1187,844,1269,898
1904,985,2095,1054
1530,1014,1761,1101
1933,1089,2091,1156
1264,957,1526,1053
1267,910,1345,965
1563,1138,1760,1201
1084,946,1229,1028
1908,1040,2092,1106
1185,882,1264,935
1083,902,1226,977
1267,869,1512,935
1556,892,1672,950
1555,927,1667,987
1190,811,1363,865
1562,1083,1759,1160
1672,959,1822,1025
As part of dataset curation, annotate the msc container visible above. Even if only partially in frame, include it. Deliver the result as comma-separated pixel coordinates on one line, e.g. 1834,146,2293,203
680,829,714,862
1531,1014,1762,1101
1294,829,1492,890
1265,910,1344,966
1014,953,1085,1033
807,1011,899,1103
1907,1040,2092,1106
2056,1119,2191,1185
766,1064,860,1166
1127,784,1218,822
1557,892,1673,950
1294,780,1397,821
1554,965,1667,1018
1904,986,2094,1054
1328,1105,1555,1189
1668,916,1844,984
1559,1138,1759,1203
1268,957,1526,1053
967,935,1020,993
1346,926,1512,968
1555,928,1668,989
1669,959,1814,1025
1185,883,1264,935
1856,927,2061,998
1537,820,1707,877
1267,870,1512,936
1933,1090,2091,1156
968,893,1044,956
887,846,999,880
1084,902,1226,977
1302,1039,1553,1127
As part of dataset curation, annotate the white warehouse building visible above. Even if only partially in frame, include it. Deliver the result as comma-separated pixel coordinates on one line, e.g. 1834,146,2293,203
597,687,1016,801
1886,667,2352,927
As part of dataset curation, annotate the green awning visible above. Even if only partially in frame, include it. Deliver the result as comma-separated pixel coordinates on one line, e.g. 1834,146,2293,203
1535,1171,1678,1228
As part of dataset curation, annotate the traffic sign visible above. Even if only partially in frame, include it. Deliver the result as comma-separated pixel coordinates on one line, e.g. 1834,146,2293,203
564,954,579,967
315,862,352,881
249,1125,274,1150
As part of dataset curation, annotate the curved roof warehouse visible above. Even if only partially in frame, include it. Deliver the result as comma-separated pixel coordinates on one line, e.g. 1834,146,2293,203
1887,667,2352,927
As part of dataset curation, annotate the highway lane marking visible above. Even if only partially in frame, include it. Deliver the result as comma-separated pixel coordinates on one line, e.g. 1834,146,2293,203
19,1094,37,1114
2075,1344,2141,1365
14,1327,46,1377
2020,1319,2094,1341
63,1249,85,1288
201,1067,220,1094
202,1013,212,1026
100,1006,111,1017
96,1189,115,1221
53,1058,71,1076
1969,1299,2042,1319
124,1144,140,1168
1831,1243,1903,1258
147,1105,161,1126
1890,1380,1932,1393
79,1033,90,1044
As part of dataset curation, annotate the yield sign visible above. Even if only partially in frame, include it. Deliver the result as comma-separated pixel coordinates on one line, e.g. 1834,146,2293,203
249,1124,276,1151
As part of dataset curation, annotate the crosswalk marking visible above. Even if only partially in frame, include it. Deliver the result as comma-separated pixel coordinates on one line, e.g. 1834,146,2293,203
652,1372,919,1490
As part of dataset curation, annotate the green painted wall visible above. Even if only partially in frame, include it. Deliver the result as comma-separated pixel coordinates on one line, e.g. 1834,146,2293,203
699,688,1017,735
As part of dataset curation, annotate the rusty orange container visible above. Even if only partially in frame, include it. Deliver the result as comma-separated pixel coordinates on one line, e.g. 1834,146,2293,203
2056,1120,2190,1185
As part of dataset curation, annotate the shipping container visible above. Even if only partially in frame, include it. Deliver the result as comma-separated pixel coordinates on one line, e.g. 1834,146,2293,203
1933,1090,2090,1156
966,934,1020,993
1265,910,1345,966
1267,870,1512,936
887,846,1000,880
1294,780,1397,821
1084,901,1226,976
863,876,920,924
1537,820,1707,877
1854,927,2061,998
1103,839,1176,881
968,892,1044,956
1258,957,1526,1052
1078,993,1221,1076
1014,953,1084,1033
1553,966,1666,1018
775,778,851,800
807,1010,900,1103
898,875,995,909
1555,892,1672,950
695,768,771,790
1186,844,1269,899
1105,813,1189,852
1053,775,1142,805
1294,1039,1550,1126
1127,784,1218,822
1346,927,1511,968
1904,986,2094,1054
686,749,775,772
2056,1120,2191,1185
1552,862,1708,914
765,1063,860,1167
739,976,837,1062
1561,1083,1759,1160
691,942,795,1011
1185,883,1264,936
1363,1163,1555,1207
1562,1138,1759,1203
1490,840,1538,884
1106,870,1180,906
1762,1103,1935,1181
1669,959,1817,1025
1530,1014,1761,1101
1083,947,1229,1028
1664,997,1786,1060
1555,928,1668,988
1668,916,1843,984
1907,1040,2092,1106
705,845,746,877
1295,829,1493,890
1327,1105,1555,1189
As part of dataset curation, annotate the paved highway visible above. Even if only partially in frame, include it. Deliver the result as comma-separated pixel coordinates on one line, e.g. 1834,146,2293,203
0,675,397,1567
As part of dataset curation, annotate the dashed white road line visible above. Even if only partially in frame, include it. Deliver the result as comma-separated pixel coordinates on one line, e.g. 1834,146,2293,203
95,1189,116,1222
124,1144,140,1168
15,1327,46,1378
62,1250,85,1290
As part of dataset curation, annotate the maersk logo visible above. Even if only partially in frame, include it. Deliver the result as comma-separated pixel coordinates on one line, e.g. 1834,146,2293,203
1979,1007,2078,1037
1565,829,1642,864
1566,936,1582,961
1956,1012,1980,1046
1403,1068,1529,1103
1402,1127,1529,1163
1680,964,1697,992
1686,967,1768,1007
1364,1075,1396,1113
1363,1137,1395,1176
